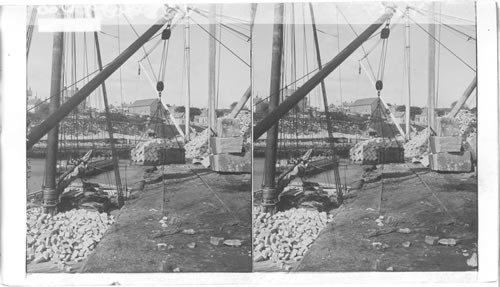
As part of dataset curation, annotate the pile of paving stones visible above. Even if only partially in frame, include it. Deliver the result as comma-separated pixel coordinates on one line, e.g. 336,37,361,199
252,207,333,264
26,207,114,270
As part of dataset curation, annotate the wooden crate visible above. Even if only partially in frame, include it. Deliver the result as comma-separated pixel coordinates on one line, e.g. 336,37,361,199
216,118,241,137
429,151,472,172
210,152,251,173
437,117,460,137
429,136,462,153
376,147,404,164
210,137,243,154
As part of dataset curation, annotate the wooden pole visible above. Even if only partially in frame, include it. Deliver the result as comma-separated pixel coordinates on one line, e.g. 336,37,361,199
449,76,477,117
253,8,395,140
92,8,124,207
310,3,343,200
42,6,64,214
428,3,436,131
262,3,284,213
184,8,191,141
27,11,175,149
405,13,411,140
208,5,217,138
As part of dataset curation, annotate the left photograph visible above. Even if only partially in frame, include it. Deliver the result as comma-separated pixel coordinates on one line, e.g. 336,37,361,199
26,4,252,272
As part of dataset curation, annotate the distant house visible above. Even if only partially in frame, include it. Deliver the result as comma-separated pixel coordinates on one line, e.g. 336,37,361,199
194,108,208,126
347,97,380,115
129,98,163,116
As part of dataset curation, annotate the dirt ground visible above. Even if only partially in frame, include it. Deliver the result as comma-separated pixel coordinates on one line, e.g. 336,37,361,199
81,164,252,272
295,163,478,272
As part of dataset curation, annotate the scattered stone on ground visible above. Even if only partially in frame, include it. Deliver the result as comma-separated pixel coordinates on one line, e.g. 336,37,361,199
186,242,196,249
223,239,243,247
210,236,224,246
253,207,333,264
26,207,114,266
438,238,457,246
402,241,411,248
425,235,439,245
397,228,411,234
466,252,478,268
181,229,196,235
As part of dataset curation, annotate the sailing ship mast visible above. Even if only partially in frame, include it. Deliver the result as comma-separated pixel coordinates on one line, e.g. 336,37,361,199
262,3,284,213
42,6,64,214
309,3,343,197
92,7,124,206
208,5,217,140
428,3,437,132
184,6,191,141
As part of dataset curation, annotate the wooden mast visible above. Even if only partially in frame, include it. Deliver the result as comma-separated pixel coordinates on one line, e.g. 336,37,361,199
92,8,124,207
405,11,411,140
428,3,436,132
309,2,343,200
253,7,395,140
262,3,284,213
208,5,217,140
185,6,191,141
42,6,64,214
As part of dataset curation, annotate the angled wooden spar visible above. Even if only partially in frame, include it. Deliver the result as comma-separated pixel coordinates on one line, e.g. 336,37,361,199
228,86,251,118
27,11,175,149
449,76,477,117
253,7,395,140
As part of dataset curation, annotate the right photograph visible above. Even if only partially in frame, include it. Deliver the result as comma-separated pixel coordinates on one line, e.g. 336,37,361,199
252,2,478,272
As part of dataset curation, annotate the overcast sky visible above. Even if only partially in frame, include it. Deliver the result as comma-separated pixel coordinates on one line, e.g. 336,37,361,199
252,2,477,109
28,4,251,110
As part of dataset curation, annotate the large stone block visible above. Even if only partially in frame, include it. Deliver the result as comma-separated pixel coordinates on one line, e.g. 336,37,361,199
210,137,243,154
210,152,250,173
429,136,462,153
429,151,472,172
216,118,241,137
437,117,460,137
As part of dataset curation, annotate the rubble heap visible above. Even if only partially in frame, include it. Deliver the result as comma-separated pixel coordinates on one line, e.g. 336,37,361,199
404,128,429,159
253,207,333,264
26,208,114,269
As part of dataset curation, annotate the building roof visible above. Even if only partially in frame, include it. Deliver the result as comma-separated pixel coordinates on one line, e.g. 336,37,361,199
350,97,378,107
129,98,159,108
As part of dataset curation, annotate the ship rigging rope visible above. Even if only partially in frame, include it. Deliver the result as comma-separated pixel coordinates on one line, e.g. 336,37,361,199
189,17,250,68
405,13,476,72
408,6,476,42
336,5,377,80
190,8,251,41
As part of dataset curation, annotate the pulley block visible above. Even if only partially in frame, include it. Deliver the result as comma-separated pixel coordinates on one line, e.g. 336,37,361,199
162,25,172,40
380,24,390,39
156,81,164,92
375,80,383,91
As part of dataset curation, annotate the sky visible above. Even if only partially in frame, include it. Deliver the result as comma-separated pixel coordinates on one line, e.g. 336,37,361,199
27,2,477,113
252,2,477,109
27,4,251,110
